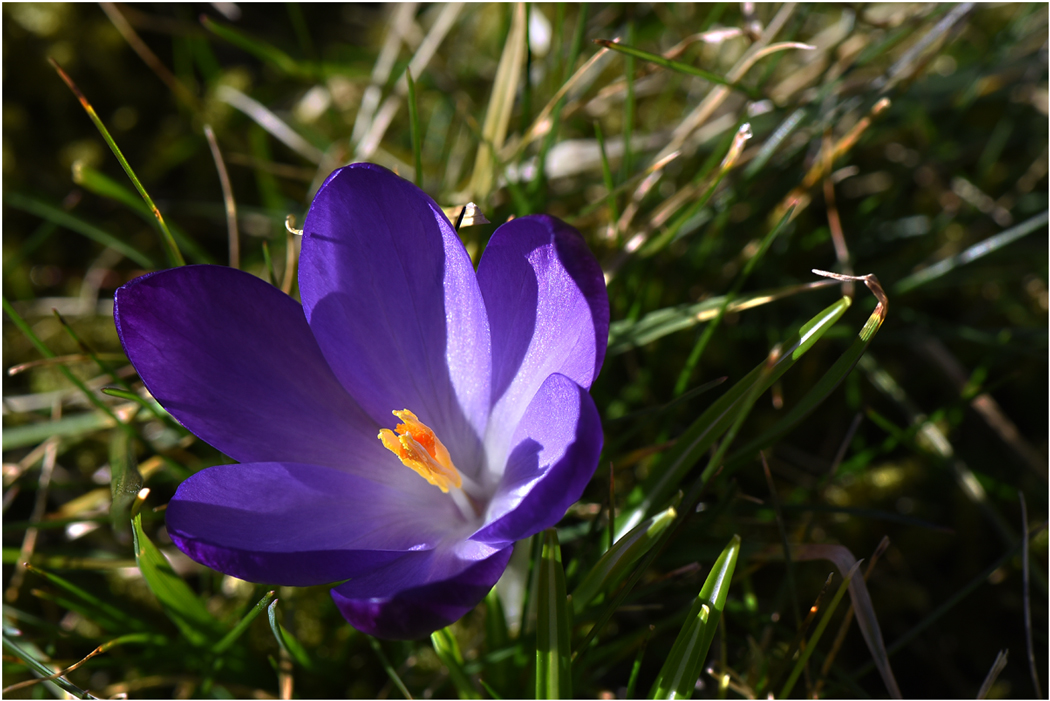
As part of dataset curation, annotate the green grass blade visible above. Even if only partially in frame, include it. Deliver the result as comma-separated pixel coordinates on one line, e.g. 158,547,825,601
594,120,620,225
212,590,276,655
780,564,860,698
649,535,741,699
367,635,413,700
621,296,852,535
594,39,759,99
266,599,314,670
894,210,1048,294
607,281,835,356
49,58,185,267
2,297,138,443
2,631,94,699
73,164,215,264
108,430,142,528
483,587,512,694
572,504,678,615
200,15,311,78
432,627,481,699
23,564,145,633
674,202,790,396
406,68,424,189
727,298,886,467
535,529,572,699
132,513,222,646
4,191,153,268
620,21,636,181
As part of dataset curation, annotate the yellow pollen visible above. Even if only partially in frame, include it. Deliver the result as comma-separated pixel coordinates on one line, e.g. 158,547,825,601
378,409,462,493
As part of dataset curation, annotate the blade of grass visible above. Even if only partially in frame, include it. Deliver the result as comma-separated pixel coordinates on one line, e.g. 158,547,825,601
213,590,276,655
49,58,184,267
2,632,160,696
594,39,760,99
726,272,888,466
468,2,527,201
71,163,214,264
3,298,138,443
622,294,852,536
594,121,620,228
217,86,325,164
367,635,413,699
201,14,312,78
572,504,678,615
203,124,239,268
649,535,741,699
266,599,314,671
2,632,95,699
24,563,144,632
672,200,788,396
894,210,1049,294
432,628,481,699
4,192,153,268
132,512,224,646
535,529,572,699
779,563,861,699
406,69,424,188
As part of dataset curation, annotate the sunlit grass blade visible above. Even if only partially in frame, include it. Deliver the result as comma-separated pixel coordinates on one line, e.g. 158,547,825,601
594,39,760,99
572,503,678,615
779,563,860,699
266,599,315,670
620,295,852,536
894,210,1048,294
49,58,185,267
432,627,481,699
535,529,572,699
727,274,889,466
406,68,424,188
212,590,276,655
132,512,223,646
4,191,153,268
108,430,142,528
468,2,526,201
674,201,789,396
607,280,835,356
649,535,741,699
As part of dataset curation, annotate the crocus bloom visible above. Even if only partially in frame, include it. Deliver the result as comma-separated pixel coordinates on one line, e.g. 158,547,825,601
113,163,608,639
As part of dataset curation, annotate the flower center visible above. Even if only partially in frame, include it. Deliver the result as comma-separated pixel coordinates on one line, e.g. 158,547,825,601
378,409,462,493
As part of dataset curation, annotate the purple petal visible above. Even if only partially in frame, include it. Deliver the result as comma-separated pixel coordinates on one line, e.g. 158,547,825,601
331,542,512,639
475,216,607,474
477,214,608,401
299,164,491,478
471,373,603,546
166,462,468,586
114,265,389,476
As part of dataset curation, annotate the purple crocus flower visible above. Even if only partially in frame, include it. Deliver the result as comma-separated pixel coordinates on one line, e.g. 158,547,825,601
113,163,608,639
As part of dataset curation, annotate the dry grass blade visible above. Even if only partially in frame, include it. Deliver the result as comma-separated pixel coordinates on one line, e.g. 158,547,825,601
351,3,418,146
204,125,239,269
217,86,325,164
355,3,464,160
99,2,200,112
790,543,902,698
5,434,58,602
467,2,527,201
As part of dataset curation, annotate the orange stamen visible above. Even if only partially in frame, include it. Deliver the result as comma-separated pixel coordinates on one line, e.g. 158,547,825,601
378,409,462,492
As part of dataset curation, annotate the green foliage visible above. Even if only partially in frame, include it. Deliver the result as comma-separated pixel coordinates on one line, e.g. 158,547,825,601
2,3,1046,699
